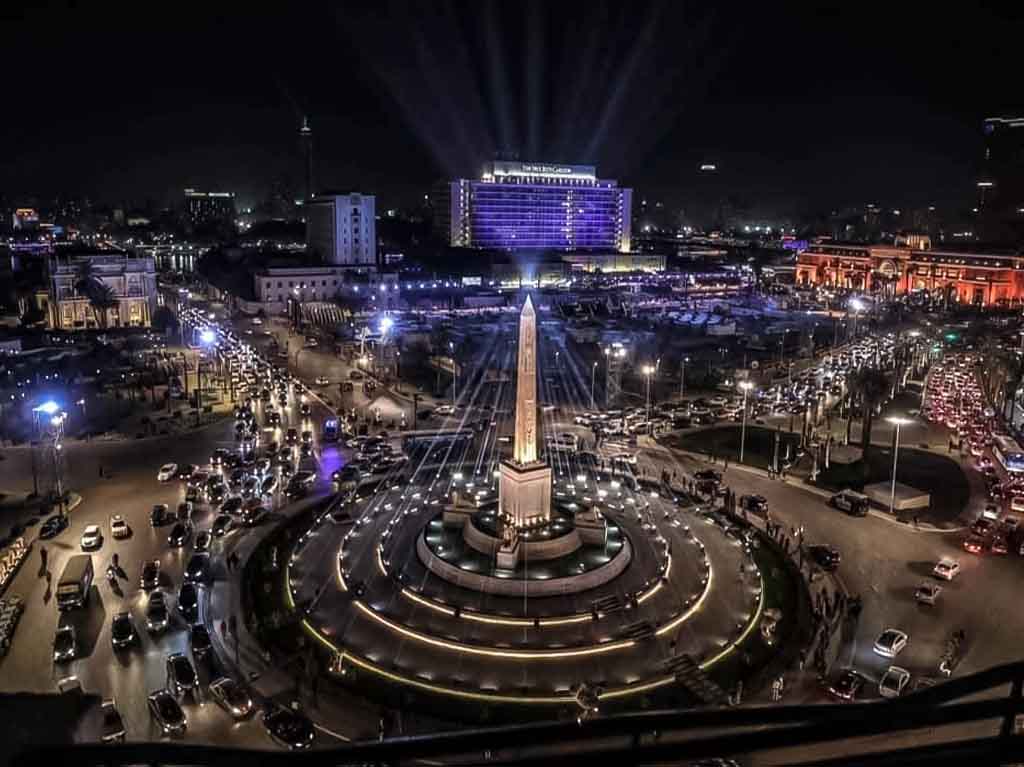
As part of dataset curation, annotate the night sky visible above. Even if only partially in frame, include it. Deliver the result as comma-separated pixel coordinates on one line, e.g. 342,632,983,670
3,1,1022,217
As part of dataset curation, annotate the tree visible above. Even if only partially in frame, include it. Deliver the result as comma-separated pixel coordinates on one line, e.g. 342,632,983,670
849,367,891,456
151,305,179,334
87,282,118,329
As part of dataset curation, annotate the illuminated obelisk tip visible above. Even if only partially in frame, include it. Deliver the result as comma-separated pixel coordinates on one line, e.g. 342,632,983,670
513,294,538,465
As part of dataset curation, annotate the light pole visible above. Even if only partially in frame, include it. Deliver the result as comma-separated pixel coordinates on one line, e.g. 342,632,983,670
739,381,753,463
590,361,598,410
643,365,654,434
887,416,910,516
679,356,689,401
849,297,865,339
449,341,457,407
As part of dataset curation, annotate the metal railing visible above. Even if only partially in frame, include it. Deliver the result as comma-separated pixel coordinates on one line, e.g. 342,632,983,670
11,661,1024,766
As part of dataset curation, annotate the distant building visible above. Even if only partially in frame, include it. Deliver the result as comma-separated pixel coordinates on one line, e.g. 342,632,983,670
184,189,236,229
435,161,632,252
795,240,1024,306
978,116,1024,244
12,208,39,230
305,192,377,267
46,250,158,330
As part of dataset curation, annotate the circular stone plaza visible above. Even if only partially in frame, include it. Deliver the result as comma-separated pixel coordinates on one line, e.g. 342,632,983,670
269,296,798,715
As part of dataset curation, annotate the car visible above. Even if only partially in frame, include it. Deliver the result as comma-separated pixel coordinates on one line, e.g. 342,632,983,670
208,483,227,504
175,464,196,481
878,666,911,699
148,689,187,736
110,611,138,650
211,448,230,467
157,463,178,482
194,529,212,552
209,676,254,719
150,504,171,527
211,514,234,538
166,653,200,702
167,522,192,547
285,428,299,445
433,404,455,416
141,559,161,590
53,625,77,662
80,524,103,551
299,443,313,458
100,698,126,743
255,457,272,476
184,552,209,583
873,628,909,658
265,442,279,457
176,502,193,522
739,494,768,515
262,706,316,750
241,505,267,527
300,403,312,418
146,591,170,634
178,582,199,621
826,669,867,701
219,496,243,516
992,535,1009,555
808,544,841,571
261,475,278,495
190,623,212,657
242,476,259,498
39,513,69,540
963,535,986,554
971,517,996,537
914,582,942,605
314,376,329,386
110,514,130,540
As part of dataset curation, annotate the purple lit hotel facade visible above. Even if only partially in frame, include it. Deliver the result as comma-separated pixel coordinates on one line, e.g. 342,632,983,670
437,162,632,252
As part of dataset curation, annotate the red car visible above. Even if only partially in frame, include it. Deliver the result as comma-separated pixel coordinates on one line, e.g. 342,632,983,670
963,535,986,554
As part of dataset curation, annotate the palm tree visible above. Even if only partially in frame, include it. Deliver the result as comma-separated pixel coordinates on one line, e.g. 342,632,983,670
849,367,892,456
88,283,118,329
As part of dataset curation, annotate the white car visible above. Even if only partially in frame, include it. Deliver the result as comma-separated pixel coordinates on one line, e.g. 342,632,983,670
110,515,129,540
932,557,961,581
434,405,456,416
315,376,329,386
914,582,942,605
157,463,178,482
878,666,911,699
873,628,909,658
81,524,103,551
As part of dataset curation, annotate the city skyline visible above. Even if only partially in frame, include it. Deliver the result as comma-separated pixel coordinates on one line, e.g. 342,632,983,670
3,1,1022,218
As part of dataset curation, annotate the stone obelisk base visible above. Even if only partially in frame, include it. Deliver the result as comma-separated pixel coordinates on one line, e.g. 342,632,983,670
499,460,552,528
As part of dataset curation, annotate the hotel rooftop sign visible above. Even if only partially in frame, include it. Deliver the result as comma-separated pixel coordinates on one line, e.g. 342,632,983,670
486,161,597,182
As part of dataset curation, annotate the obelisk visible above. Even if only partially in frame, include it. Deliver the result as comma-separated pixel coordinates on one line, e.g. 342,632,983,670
513,294,539,465
499,294,552,528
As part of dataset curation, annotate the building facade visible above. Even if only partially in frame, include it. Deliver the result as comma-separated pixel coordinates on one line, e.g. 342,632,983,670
184,189,236,228
438,162,632,252
47,252,158,330
795,241,1024,306
978,116,1024,244
252,264,394,315
305,193,377,267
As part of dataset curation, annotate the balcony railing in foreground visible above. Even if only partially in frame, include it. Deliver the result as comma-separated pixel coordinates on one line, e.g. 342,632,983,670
12,661,1024,766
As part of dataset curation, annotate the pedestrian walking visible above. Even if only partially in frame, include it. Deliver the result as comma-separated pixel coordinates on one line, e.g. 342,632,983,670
220,620,228,640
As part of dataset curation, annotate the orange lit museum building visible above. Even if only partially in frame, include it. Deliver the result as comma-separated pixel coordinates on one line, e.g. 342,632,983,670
795,236,1024,307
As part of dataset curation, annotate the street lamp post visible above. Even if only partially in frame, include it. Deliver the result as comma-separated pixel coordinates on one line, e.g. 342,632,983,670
739,381,754,463
679,356,689,401
449,341,457,407
887,416,911,517
643,365,654,434
590,361,598,410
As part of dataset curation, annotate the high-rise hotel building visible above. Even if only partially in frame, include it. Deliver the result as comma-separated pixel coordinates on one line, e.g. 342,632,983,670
435,162,632,252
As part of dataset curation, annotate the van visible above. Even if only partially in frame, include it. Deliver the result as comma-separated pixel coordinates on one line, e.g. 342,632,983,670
831,489,870,517
57,555,94,611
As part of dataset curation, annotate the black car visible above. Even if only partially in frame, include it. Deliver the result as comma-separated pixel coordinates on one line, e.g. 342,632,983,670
141,559,161,590
190,624,212,657
299,443,313,458
827,669,866,701
285,428,299,445
739,494,768,515
211,514,234,538
175,464,196,481
178,582,199,621
808,544,841,571
110,612,138,650
166,653,200,701
264,442,279,457
220,497,244,516
184,552,209,583
208,483,227,504
241,505,267,527
151,504,170,527
261,475,278,495
262,706,316,750
229,468,247,488
167,522,192,547
694,469,723,484
148,689,187,736
145,591,170,634
39,514,69,540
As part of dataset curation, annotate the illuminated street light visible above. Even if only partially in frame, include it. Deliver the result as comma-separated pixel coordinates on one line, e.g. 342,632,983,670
643,364,654,434
200,329,215,344
379,316,393,335
886,416,912,516
34,400,60,416
738,381,754,463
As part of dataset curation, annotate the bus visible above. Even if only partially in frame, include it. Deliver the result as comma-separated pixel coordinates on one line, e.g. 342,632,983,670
994,435,1024,474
